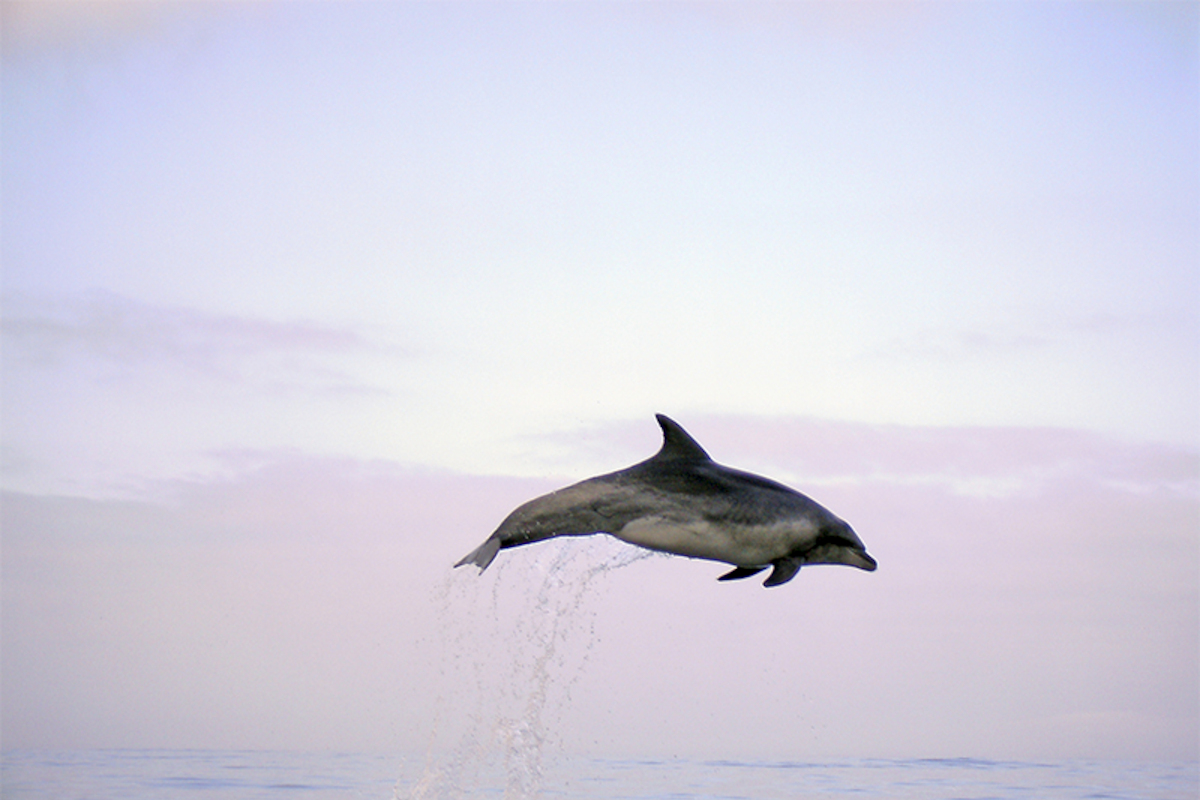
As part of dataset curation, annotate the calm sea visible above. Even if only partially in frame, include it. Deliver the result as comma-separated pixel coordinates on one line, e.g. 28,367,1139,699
2,749,1196,800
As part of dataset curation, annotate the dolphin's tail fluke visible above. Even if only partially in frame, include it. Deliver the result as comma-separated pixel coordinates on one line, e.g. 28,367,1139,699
455,536,502,571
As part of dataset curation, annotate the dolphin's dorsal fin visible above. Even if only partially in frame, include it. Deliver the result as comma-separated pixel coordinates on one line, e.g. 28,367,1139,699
653,414,711,462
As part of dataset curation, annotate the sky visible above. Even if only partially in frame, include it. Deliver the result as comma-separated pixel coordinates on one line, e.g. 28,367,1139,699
1,0,1197,767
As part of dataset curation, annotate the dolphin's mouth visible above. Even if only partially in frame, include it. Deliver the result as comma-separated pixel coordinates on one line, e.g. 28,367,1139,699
852,550,878,571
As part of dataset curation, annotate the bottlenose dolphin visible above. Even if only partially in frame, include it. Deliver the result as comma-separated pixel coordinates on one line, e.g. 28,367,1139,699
455,414,876,587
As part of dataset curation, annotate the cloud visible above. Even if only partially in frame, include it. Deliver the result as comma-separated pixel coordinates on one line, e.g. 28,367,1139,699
867,310,1199,366
868,326,1050,363
1,424,1195,759
1,290,409,395
0,1,222,62
531,414,1199,498
0,456,556,751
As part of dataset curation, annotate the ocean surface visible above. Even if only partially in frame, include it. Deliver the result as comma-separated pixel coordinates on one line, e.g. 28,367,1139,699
2,749,1197,800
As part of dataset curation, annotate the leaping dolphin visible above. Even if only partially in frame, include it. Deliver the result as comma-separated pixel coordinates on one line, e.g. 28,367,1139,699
455,415,876,587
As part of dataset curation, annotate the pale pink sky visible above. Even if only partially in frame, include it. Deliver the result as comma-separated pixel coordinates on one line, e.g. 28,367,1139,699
2,0,1196,762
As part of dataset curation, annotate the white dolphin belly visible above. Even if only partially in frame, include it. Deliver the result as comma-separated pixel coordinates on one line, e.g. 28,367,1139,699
613,516,815,567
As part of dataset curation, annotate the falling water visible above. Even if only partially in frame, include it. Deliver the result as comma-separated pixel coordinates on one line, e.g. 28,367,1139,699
400,537,660,800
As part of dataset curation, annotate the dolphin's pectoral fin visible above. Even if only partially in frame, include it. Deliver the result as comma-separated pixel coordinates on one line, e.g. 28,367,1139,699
717,566,768,582
455,536,502,572
763,559,801,587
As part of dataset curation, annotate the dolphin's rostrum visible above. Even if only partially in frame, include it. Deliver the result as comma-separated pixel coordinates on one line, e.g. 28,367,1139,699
456,415,876,587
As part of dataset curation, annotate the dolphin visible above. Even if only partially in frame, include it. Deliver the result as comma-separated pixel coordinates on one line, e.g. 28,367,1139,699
455,414,876,587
